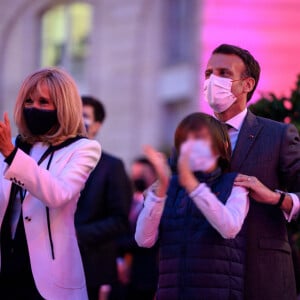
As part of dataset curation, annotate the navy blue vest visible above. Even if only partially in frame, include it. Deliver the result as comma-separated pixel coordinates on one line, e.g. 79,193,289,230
157,169,246,300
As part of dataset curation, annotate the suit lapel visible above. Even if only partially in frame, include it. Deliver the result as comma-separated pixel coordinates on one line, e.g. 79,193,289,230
231,111,263,171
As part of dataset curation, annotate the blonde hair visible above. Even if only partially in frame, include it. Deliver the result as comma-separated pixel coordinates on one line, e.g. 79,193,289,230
14,67,86,144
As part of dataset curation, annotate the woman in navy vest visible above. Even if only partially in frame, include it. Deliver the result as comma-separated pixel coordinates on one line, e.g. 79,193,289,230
135,112,249,300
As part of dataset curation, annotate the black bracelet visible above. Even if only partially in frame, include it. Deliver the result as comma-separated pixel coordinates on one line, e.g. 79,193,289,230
4,147,17,165
276,192,285,207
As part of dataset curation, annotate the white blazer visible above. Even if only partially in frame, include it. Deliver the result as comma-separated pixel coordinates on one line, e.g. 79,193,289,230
0,138,101,300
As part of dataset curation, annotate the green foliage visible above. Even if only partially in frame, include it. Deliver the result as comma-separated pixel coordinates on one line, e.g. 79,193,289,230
249,75,300,132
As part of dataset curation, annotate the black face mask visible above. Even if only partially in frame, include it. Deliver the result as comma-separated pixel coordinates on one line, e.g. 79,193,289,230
23,108,58,135
133,178,148,192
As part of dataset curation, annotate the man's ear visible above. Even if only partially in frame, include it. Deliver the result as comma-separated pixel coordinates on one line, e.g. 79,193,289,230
243,77,256,94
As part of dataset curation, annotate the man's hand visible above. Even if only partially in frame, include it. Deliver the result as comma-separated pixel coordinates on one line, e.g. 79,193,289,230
234,174,293,213
234,174,278,203
143,145,170,197
0,112,14,158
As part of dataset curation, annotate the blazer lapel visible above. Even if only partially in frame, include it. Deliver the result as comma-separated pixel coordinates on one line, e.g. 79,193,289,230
231,111,263,171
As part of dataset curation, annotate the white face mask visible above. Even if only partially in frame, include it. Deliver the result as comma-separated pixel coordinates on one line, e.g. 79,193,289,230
180,139,219,172
204,74,237,113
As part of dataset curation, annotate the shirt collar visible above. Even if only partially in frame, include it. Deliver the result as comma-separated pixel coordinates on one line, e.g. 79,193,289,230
226,108,248,131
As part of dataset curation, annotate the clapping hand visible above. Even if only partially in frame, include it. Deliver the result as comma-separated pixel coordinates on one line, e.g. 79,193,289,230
0,113,14,158
177,143,199,193
143,145,170,197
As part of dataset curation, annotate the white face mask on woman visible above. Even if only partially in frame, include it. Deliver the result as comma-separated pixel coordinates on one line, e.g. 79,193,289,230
180,139,219,172
204,74,237,113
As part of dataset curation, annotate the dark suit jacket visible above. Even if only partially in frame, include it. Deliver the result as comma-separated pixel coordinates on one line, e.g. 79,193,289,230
231,111,300,300
75,152,132,287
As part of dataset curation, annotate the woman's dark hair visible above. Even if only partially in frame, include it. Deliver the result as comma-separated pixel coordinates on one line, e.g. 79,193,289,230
174,112,231,171
213,44,261,102
81,95,106,123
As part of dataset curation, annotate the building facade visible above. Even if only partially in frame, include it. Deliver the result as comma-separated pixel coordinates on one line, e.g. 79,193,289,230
0,0,300,166
0,0,201,166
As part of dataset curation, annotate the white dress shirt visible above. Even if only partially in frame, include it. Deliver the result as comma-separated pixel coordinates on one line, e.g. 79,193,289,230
225,109,299,221
135,184,249,248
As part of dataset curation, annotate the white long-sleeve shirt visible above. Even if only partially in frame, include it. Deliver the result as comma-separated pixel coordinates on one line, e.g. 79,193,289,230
135,183,249,248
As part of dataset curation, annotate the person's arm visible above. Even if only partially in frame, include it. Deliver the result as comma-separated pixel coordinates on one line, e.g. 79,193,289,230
234,124,300,220
234,175,298,221
135,145,170,248
279,124,300,218
189,184,249,238
76,159,132,245
4,140,101,208
135,190,166,247
0,113,15,159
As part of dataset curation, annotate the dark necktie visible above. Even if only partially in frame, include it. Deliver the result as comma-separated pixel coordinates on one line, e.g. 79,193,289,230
223,123,234,131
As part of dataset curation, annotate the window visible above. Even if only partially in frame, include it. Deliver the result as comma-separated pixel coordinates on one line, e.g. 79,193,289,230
165,0,196,66
41,2,93,92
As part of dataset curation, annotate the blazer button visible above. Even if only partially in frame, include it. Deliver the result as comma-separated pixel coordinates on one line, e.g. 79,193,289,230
25,216,32,222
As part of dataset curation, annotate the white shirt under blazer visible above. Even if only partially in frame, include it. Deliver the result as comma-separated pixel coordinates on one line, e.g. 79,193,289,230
0,138,101,300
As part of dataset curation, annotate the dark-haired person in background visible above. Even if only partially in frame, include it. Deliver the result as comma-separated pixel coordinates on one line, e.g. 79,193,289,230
75,96,132,300
131,158,157,222
128,158,159,300
204,44,300,300
114,157,159,300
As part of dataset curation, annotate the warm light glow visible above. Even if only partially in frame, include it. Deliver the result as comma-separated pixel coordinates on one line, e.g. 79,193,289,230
199,0,300,113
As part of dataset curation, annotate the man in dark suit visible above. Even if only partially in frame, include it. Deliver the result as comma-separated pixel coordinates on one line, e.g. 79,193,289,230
204,44,300,300
75,96,132,300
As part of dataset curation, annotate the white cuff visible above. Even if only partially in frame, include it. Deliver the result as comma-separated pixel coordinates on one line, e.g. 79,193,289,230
146,190,166,203
143,191,166,217
282,193,300,222
189,183,206,199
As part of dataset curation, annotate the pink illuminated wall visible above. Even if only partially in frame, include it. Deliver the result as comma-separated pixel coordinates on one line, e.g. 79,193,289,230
199,0,300,113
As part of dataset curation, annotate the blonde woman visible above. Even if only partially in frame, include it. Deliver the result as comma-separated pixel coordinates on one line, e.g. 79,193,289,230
0,68,101,300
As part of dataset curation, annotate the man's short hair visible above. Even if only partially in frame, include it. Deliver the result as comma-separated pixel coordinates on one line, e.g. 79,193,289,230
81,95,106,123
213,44,261,101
